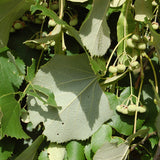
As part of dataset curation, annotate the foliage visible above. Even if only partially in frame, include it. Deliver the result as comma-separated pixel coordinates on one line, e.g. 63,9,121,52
0,0,160,159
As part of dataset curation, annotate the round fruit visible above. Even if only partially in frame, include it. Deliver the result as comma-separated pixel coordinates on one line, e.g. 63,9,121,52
116,105,123,113
48,19,56,27
109,66,117,74
10,27,15,33
121,108,128,114
127,38,136,48
137,42,146,50
152,1,158,6
50,2,59,10
132,34,140,42
14,22,23,30
38,15,45,20
130,61,139,68
22,15,29,22
152,22,159,30
128,104,137,112
42,2,48,7
137,106,146,113
117,64,126,73
69,17,78,26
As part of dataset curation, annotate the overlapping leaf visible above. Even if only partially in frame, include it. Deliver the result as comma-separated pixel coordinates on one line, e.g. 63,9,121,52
79,0,110,57
134,0,153,22
0,53,28,138
0,0,34,48
110,0,126,7
28,54,113,143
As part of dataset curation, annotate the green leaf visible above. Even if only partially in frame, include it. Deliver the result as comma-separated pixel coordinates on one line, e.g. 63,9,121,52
0,53,28,138
28,54,113,143
0,0,34,48
66,141,85,160
126,128,149,144
0,47,9,53
38,149,49,160
47,143,66,160
149,23,160,63
93,142,129,160
79,0,110,57
84,144,93,160
0,95,29,139
15,135,44,160
26,59,36,82
91,124,112,153
110,0,126,7
89,56,107,76
0,137,15,160
134,0,153,22
117,0,135,55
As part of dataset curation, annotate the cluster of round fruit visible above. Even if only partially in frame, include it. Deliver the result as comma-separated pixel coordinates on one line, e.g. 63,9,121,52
116,104,147,115
108,60,139,74
10,20,25,33
127,34,147,50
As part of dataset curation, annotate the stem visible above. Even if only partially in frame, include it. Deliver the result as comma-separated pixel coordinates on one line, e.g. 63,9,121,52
59,0,65,19
129,71,133,95
36,50,44,71
133,55,144,134
106,33,132,70
143,53,158,93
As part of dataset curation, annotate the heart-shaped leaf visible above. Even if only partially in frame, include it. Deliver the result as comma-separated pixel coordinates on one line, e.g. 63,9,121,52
28,54,113,143
79,0,110,57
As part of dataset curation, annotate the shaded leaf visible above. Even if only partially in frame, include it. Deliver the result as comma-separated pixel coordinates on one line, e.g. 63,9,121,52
15,135,44,160
0,0,34,48
79,0,110,57
93,142,129,160
134,0,153,22
91,124,112,153
28,54,113,143
66,141,85,160
47,143,66,160
0,47,9,53
0,137,15,160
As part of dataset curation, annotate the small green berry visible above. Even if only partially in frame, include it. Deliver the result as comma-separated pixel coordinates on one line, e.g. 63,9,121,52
14,22,23,30
109,66,117,74
130,61,139,68
132,34,140,42
121,108,129,114
117,64,126,73
38,15,45,20
152,22,159,30
34,18,42,24
137,42,146,50
137,106,147,113
48,19,56,27
10,27,15,33
152,1,158,6
127,38,136,48
116,105,123,113
69,17,78,26
128,104,137,112
22,15,29,22
50,1,59,10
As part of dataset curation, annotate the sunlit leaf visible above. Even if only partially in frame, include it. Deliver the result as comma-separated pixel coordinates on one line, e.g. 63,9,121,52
0,0,34,48
47,143,66,160
79,0,110,57
93,142,129,160
110,0,126,7
28,54,113,143
66,141,85,160
134,0,153,22
67,0,88,2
